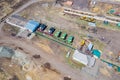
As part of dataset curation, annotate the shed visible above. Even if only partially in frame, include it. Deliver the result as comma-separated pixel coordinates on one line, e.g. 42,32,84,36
73,50,88,65
25,20,40,32
72,50,96,67
87,43,93,51
92,49,101,58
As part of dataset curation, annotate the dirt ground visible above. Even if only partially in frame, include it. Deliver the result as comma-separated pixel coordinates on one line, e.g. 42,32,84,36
0,58,26,80
0,0,28,19
0,52,62,80
38,35,85,68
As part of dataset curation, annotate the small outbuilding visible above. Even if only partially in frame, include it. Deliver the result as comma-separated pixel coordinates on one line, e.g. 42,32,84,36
72,50,96,67
87,43,94,51
25,20,40,32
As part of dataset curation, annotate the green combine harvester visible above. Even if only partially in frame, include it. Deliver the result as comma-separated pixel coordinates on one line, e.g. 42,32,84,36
61,33,67,40
54,31,62,37
67,36,74,44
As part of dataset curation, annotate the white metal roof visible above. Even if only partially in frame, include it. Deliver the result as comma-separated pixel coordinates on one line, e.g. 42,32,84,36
72,50,88,65
72,50,96,67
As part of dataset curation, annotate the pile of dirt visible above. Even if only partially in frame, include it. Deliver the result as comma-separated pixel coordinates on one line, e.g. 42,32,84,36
0,58,26,80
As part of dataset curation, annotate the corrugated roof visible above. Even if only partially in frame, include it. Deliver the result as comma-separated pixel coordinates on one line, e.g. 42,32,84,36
73,50,96,67
73,50,88,65
25,20,40,32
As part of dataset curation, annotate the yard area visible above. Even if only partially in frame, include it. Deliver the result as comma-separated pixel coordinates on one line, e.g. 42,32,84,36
2,0,119,68
0,0,120,80
19,1,105,51
19,0,118,66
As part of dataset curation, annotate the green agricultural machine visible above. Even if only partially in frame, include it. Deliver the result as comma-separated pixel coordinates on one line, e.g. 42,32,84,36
67,36,74,44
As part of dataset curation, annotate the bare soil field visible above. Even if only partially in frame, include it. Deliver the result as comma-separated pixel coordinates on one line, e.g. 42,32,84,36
0,0,28,20
0,50,63,80
0,58,26,80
